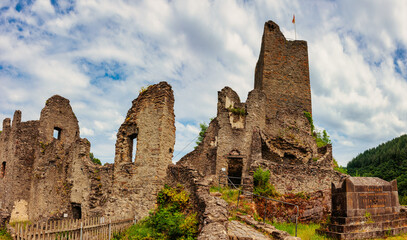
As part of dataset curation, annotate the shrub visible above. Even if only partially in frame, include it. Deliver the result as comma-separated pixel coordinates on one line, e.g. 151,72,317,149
119,185,198,240
89,152,102,165
253,167,279,197
0,227,12,240
227,106,246,116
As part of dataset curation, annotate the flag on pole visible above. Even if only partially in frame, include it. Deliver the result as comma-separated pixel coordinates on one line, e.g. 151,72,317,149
292,14,295,24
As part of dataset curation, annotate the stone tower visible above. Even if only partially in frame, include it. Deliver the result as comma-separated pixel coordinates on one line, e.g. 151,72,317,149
255,20,312,118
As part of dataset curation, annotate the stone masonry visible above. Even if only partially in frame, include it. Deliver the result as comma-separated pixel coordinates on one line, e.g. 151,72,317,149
0,81,176,223
178,20,345,219
105,81,176,220
319,177,407,239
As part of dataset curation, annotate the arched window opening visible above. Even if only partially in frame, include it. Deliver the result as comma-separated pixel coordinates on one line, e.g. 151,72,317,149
0,162,5,179
129,133,137,162
53,127,62,140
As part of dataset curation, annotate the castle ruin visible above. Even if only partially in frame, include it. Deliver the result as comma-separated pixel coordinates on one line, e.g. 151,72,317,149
0,82,175,223
0,20,348,236
178,20,344,197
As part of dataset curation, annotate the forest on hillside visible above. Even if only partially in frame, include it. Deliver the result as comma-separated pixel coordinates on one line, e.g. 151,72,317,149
347,134,407,204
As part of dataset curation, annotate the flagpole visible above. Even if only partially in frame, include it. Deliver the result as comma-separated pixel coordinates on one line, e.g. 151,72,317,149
292,14,296,40
295,22,296,40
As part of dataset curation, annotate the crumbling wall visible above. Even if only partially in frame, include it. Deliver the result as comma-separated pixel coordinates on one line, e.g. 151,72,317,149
105,81,176,220
166,164,229,240
0,111,39,221
0,95,107,223
178,20,342,200
1,82,176,223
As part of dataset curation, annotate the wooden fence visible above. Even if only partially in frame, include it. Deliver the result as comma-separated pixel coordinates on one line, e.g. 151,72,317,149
13,216,135,240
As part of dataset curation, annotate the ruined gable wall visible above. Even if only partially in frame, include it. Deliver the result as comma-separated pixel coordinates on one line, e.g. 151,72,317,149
107,81,175,220
27,96,96,221
214,87,268,183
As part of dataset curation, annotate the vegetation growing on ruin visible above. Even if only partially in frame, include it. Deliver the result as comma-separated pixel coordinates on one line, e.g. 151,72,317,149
138,85,151,94
347,134,407,205
333,158,347,174
253,167,279,197
304,111,315,133
303,111,332,148
0,227,12,240
116,184,198,240
195,122,208,148
89,152,102,165
195,118,214,148
227,105,246,116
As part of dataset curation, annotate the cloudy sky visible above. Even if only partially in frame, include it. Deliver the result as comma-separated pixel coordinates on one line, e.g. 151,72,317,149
1,0,406,166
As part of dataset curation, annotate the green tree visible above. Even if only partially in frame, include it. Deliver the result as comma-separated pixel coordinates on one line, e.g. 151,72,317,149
195,118,214,148
347,134,407,204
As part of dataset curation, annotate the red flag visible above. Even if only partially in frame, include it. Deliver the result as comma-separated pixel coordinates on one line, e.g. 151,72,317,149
292,14,295,24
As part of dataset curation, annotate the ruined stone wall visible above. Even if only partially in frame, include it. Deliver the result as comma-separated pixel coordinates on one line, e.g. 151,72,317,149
106,82,176,220
1,82,177,223
0,112,39,221
255,20,311,118
0,95,107,223
178,20,342,201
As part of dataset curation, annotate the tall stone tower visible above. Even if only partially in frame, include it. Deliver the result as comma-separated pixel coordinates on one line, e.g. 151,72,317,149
254,20,312,118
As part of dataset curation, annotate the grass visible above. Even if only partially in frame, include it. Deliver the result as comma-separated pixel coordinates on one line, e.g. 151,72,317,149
272,222,327,240
272,222,407,240
0,227,12,240
210,185,241,203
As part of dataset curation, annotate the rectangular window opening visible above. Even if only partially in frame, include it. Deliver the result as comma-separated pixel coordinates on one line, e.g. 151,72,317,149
129,134,137,162
0,162,5,179
53,127,61,140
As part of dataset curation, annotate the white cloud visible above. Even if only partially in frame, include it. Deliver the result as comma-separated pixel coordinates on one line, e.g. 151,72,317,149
80,127,94,137
1,0,407,166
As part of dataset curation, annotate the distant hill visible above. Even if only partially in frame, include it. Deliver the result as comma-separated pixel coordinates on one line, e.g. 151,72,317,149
347,134,407,204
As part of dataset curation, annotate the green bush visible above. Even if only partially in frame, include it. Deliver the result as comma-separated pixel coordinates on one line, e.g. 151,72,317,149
253,167,279,197
333,158,348,174
89,152,102,165
0,227,12,240
315,130,332,147
227,106,246,116
118,185,198,240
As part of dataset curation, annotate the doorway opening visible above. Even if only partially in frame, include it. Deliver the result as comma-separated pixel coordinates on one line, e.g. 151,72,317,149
227,157,243,186
71,203,82,219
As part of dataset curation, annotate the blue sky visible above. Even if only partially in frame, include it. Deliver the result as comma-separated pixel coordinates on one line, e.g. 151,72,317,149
1,0,407,166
